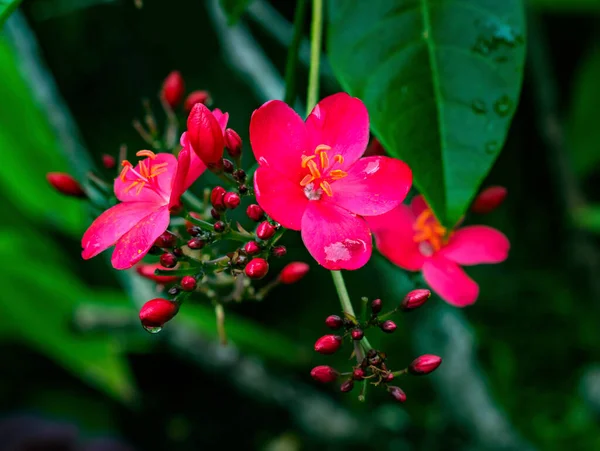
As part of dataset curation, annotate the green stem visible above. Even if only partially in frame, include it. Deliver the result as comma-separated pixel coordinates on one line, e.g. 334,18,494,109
306,0,323,115
181,191,205,212
330,270,354,317
284,0,308,106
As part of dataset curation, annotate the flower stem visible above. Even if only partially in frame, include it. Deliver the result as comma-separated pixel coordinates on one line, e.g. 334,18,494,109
284,0,308,106
306,0,323,115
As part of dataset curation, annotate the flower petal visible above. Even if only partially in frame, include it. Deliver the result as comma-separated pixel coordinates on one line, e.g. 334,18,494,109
186,103,225,166
301,201,372,270
411,194,428,216
305,93,369,170
366,204,424,271
440,226,509,265
169,141,207,210
81,202,159,260
254,166,307,230
250,100,309,181
212,108,229,133
114,153,176,203
422,256,479,307
111,206,171,270
329,156,412,216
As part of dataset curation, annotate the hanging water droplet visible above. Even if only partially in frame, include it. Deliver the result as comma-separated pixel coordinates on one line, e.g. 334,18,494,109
485,141,499,154
494,95,513,117
472,38,490,55
471,99,487,114
143,325,163,334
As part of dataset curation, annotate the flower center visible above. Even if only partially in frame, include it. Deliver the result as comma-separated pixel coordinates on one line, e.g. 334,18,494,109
413,208,449,255
300,144,348,200
119,150,169,197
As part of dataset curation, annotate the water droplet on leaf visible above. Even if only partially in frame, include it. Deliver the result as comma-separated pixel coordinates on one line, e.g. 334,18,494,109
143,325,163,334
471,100,487,114
485,141,499,154
494,95,513,116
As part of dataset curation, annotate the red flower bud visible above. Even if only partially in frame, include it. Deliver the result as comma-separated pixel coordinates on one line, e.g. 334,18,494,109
187,238,205,250
222,159,234,173
139,298,179,330
388,386,407,403
161,71,185,108
213,221,225,232
271,246,287,258
184,90,211,112
278,262,310,285
310,365,339,383
256,221,275,240
352,368,365,380
246,204,265,222
471,185,507,214
210,186,226,210
325,315,343,330
154,231,177,249
409,354,442,375
224,128,242,158
136,263,179,284
102,154,115,169
224,192,240,209
160,253,177,268
181,276,197,292
400,289,431,312
314,335,342,355
371,298,382,314
211,209,221,220
385,372,394,382
46,172,86,198
380,320,397,333
245,258,269,279
186,103,225,167
351,328,364,341
243,241,261,255
340,380,354,392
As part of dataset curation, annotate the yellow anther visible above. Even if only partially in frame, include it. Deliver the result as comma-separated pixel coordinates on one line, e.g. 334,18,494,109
119,161,132,181
413,209,447,251
319,150,330,170
320,181,333,197
329,170,348,180
301,154,316,168
314,144,331,154
334,155,344,164
300,174,315,187
149,162,169,178
124,180,141,193
136,150,157,159
306,160,322,179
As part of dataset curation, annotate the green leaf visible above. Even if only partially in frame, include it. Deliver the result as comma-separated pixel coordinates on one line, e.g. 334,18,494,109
567,46,600,177
219,0,252,24
0,0,21,28
574,204,600,234
328,0,526,226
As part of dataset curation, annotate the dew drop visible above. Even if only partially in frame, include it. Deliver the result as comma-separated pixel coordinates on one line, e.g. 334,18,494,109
143,325,163,334
485,141,499,154
494,95,513,117
471,99,487,115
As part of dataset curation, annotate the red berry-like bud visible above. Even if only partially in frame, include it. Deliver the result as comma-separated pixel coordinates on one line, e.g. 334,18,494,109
314,335,342,355
187,103,225,167
371,298,382,314
211,209,221,220
400,289,431,312
388,386,407,403
161,71,185,108
471,185,507,214
184,90,211,112
187,226,201,237
222,159,234,173
233,169,246,182
214,221,225,232
46,172,86,198
271,245,287,258
210,186,226,210
187,238,205,249
243,241,261,255
325,315,343,330
160,253,177,268
340,380,354,393
310,365,339,383
245,258,269,279
140,298,179,330
381,320,397,333
352,368,366,381
136,263,179,284
351,328,364,341
181,276,197,292
256,221,275,240
173,247,184,257
278,262,310,285
246,204,264,222
102,154,115,169
224,128,242,158
224,192,241,209
385,372,394,382
409,354,442,375
238,184,248,194
154,231,177,249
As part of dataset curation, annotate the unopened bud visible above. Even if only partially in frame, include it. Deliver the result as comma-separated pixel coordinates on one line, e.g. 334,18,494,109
351,328,364,341
154,231,177,249
46,172,86,198
246,204,264,222
184,90,211,112
352,368,366,380
139,298,179,330
136,263,179,284
371,298,382,314
187,104,225,167
187,238,205,250
224,192,241,209
256,221,275,240
388,386,407,403
243,241,261,255
409,354,442,375
310,365,339,383
471,185,507,214
238,184,248,194
159,252,177,268
325,315,343,330
224,128,242,158
400,289,431,312
271,245,287,258
278,262,309,284
213,221,225,232
181,276,197,292
102,154,116,169
380,320,397,333
210,186,226,210
245,258,269,279
161,71,185,108
233,169,246,182
211,208,221,220
314,334,342,355
222,159,234,173
340,380,354,393
385,372,394,382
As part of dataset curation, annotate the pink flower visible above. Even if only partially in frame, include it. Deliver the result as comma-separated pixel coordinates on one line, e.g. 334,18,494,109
250,93,412,270
81,148,205,269
185,104,229,168
368,195,510,307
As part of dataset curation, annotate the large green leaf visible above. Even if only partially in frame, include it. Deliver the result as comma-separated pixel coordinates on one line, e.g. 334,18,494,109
328,0,526,226
0,0,20,28
219,0,252,24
